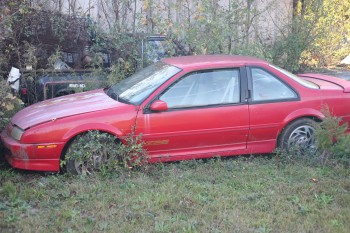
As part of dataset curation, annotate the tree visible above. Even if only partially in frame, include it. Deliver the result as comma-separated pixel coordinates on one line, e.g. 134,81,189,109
302,0,350,67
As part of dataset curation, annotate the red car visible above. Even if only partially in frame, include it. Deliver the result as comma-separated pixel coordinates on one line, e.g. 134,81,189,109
2,55,350,173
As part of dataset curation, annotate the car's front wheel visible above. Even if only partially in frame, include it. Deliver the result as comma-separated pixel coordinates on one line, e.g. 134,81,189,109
64,131,122,175
279,118,317,151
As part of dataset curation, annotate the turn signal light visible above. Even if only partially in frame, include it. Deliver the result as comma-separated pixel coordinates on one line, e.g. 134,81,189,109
37,145,57,149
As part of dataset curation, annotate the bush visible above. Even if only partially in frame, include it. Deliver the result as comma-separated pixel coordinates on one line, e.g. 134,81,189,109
0,79,23,162
107,58,133,86
315,108,350,165
62,130,148,175
0,80,23,131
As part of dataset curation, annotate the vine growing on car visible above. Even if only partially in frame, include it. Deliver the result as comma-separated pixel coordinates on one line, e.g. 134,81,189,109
62,129,148,175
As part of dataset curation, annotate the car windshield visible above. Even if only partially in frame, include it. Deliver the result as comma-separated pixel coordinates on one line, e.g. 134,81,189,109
108,62,181,104
269,64,319,89
145,39,167,63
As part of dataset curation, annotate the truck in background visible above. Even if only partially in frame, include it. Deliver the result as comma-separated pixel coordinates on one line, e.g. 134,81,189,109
17,34,174,105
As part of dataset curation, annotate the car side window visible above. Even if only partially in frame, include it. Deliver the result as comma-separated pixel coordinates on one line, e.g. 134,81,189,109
159,69,240,108
251,68,297,101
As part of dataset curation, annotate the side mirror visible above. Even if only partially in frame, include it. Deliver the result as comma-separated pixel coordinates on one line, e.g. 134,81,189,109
149,100,168,112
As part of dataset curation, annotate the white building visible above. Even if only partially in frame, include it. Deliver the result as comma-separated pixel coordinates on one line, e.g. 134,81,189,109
28,0,293,42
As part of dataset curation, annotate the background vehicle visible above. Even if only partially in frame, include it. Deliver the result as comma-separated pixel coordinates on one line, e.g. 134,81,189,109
17,34,174,104
19,70,108,104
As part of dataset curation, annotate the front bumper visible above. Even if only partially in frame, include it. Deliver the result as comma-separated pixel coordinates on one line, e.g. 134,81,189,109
1,130,64,172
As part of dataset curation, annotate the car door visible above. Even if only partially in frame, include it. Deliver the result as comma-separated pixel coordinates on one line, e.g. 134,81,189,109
136,68,249,160
247,66,300,152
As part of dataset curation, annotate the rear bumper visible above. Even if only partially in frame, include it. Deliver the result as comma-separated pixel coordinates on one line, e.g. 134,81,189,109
1,130,64,172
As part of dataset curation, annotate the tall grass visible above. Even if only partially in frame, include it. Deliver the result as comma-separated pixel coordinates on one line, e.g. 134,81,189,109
1,156,350,233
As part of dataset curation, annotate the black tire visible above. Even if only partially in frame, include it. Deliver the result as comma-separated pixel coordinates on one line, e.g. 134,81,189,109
64,131,121,175
278,118,316,151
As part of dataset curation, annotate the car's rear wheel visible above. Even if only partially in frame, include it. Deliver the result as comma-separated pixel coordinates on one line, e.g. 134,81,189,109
64,131,121,175
279,118,317,151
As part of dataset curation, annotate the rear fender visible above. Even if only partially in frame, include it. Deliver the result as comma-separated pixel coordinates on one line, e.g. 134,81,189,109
283,108,324,127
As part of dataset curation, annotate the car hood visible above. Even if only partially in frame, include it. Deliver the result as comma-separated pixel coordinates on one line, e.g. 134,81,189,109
12,89,125,130
298,73,350,92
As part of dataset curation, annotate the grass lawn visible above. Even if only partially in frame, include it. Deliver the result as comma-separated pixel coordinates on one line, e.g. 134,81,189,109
1,155,350,233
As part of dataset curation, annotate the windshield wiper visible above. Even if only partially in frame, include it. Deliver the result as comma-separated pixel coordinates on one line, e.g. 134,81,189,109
106,87,131,104
117,96,130,104
106,87,119,101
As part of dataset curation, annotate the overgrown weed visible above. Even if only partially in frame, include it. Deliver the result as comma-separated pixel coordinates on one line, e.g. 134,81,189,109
62,129,148,175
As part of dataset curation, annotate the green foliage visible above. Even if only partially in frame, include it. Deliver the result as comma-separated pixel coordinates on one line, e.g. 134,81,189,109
315,108,350,165
0,2,95,70
2,182,17,201
129,0,270,61
258,0,324,72
107,59,133,85
0,80,22,160
22,41,38,69
1,0,349,76
274,145,317,166
62,130,148,175
267,23,313,72
62,131,120,175
47,48,63,69
0,79,23,131
118,129,149,169
161,0,267,57
301,0,350,67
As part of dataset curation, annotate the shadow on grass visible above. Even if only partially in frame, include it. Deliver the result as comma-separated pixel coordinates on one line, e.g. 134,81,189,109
0,152,276,179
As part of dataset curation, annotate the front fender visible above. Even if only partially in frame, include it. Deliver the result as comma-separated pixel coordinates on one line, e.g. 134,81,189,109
62,123,125,142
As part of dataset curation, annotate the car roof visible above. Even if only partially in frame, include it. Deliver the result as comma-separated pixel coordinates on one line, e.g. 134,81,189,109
162,55,268,69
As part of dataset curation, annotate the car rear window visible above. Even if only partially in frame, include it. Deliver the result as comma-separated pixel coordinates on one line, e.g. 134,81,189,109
269,64,319,89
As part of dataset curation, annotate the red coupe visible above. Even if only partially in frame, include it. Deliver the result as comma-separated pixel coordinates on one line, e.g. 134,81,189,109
2,55,350,173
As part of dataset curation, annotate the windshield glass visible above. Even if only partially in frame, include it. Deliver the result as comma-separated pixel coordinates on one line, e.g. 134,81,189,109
109,62,181,104
269,64,319,89
145,40,167,63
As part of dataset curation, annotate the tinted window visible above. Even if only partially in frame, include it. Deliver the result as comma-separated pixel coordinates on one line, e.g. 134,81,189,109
160,69,240,108
251,68,297,101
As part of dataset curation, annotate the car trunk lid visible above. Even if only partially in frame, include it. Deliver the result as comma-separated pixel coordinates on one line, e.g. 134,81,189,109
298,73,350,92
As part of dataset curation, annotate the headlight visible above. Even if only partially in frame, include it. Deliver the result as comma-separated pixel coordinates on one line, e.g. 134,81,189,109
11,126,24,141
